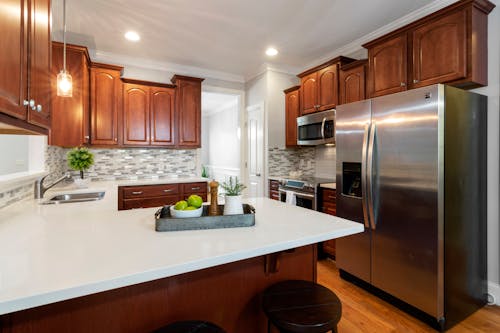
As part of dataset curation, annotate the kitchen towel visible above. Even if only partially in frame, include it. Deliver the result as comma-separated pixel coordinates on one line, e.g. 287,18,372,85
285,190,296,206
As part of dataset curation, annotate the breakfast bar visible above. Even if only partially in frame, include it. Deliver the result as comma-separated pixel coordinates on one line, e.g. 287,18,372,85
0,180,363,333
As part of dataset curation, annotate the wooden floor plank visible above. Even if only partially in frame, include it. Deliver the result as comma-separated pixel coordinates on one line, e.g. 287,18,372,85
317,259,500,333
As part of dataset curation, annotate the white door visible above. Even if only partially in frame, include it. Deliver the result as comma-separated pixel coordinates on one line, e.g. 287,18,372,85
246,104,264,198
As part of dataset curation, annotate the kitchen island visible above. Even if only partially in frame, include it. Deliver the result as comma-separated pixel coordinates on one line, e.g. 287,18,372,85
0,180,363,332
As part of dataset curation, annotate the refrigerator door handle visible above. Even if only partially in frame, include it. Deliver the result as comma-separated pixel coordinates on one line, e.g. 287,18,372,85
367,122,377,229
361,123,371,229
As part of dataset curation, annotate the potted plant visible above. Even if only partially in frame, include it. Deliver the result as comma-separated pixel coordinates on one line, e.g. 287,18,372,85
220,176,246,215
67,147,94,188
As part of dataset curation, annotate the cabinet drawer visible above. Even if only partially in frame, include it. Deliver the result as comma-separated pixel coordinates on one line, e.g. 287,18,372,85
269,180,280,190
182,182,207,194
321,189,336,203
123,195,179,210
122,184,179,199
321,202,336,216
270,190,279,200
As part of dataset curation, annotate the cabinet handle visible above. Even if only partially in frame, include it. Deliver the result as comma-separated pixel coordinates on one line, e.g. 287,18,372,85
163,189,173,193
413,79,419,84
400,82,406,87
191,187,201,190
132,191,143,195
23,99,35,109
36,104,43,112
84,135,90,142
256,173,261,177
328,196,336,200
114,138,118,142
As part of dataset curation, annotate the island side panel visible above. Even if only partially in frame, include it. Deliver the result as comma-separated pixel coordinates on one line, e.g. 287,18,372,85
2,245,317,333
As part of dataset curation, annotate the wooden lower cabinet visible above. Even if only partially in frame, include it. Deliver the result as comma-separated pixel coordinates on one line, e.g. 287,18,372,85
269,179,280,201
118,182,208,210
320,188,337,258
0,245,317,333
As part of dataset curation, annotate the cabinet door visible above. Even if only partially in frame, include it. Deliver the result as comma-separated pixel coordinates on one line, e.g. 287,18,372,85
0,0,28,120
123,83,150,146
300,73,318,114
151,87,175,146
177,79,201,147
368,34,407,98
50,44,90,147
27,0,51,129
90,68,121,145
411,9,467,88
340,64,366,105
317,64,338,111
285,89,300,147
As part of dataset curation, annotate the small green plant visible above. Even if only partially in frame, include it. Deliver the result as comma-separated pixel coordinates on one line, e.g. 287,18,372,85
67,147,94,179
220,176,246,196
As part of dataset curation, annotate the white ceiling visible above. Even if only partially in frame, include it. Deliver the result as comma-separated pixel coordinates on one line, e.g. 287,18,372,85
52,0,441,81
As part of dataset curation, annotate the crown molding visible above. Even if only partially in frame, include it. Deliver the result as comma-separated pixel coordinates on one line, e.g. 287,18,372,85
92,50,246,83
244,62,302,82
299,0,459,73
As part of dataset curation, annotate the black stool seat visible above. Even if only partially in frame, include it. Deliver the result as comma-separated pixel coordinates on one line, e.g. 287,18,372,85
262,280,342,333
152,320,226,333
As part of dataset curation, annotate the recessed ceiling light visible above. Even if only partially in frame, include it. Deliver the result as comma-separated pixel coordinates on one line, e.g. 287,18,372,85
266,47,278,56
124,31,140,42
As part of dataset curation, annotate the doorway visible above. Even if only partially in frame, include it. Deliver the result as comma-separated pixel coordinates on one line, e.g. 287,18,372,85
201,89,244,190
246,103,265,198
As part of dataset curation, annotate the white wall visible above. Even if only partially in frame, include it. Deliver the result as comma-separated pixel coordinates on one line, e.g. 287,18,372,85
266,71,300,148
471,0,500,299
0,135,30,175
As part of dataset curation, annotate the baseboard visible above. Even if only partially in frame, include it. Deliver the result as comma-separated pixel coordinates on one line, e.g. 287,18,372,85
488,281,500,305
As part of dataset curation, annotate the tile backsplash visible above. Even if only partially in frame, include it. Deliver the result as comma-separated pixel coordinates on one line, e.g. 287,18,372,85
268,147,316,177
48,146,198,181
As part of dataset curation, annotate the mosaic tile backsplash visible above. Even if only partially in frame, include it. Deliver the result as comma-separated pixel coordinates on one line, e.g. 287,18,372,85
0,183,33,210
48,146,198,181
268,147,316,178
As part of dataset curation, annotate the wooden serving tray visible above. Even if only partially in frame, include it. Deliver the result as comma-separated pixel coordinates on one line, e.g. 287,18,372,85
155,204,255,232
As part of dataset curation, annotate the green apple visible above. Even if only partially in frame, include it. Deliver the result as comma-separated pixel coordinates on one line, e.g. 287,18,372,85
184,206,197,210
174,200,188,210
187,194,203,208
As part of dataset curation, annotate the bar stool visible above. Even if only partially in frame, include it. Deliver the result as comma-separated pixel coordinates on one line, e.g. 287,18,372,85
152,320,226,333
262,280,342,333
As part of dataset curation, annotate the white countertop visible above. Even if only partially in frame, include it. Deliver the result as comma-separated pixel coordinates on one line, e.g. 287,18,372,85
0,179,362,315
320,183,336,190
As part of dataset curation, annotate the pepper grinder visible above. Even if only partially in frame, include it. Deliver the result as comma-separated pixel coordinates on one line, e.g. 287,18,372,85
209,180,220,216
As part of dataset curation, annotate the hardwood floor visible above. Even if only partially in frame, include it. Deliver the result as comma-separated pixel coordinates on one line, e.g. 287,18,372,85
317,259,500,333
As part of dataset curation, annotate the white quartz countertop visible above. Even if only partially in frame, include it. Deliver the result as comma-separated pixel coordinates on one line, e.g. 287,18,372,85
0,180,362,315
320,183,336,190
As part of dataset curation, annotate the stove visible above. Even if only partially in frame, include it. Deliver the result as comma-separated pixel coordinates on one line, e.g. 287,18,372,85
278,177,335,210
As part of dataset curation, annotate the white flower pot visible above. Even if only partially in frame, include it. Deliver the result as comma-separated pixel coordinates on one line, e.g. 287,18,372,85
223,195,243,215
74,178,90,189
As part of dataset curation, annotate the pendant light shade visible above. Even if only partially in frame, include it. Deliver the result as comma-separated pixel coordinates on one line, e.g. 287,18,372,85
57,0,72,97
57,70,72,97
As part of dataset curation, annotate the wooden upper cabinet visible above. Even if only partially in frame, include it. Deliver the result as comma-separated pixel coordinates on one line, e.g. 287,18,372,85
300,73,318,114
123,83,150,146
0,0,28,120
364,0,494,96
172,75,204,148
151,87,175,146
298,56,355,115
411,9,467,88
339,60,367,105
367,34,407,98
50,43,91,147
317,64,338,111
0,0,51,133
27,0,51,129
90,64,123,145
284,86,300,148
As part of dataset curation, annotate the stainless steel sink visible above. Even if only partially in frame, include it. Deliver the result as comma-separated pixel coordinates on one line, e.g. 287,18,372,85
42,191,105,204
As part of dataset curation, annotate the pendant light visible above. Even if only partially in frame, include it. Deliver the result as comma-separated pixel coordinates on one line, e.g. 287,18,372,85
56,0,72,97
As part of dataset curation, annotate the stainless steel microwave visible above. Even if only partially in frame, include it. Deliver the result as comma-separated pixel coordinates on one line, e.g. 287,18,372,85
297,109,335,146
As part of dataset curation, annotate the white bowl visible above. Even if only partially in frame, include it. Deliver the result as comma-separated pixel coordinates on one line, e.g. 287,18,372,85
169,205,203,218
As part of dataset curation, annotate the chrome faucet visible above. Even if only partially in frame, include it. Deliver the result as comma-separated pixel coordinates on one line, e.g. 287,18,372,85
34,172,72,199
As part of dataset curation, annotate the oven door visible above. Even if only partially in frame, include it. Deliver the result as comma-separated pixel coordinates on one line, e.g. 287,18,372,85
279,189,317,210
297,110,335,146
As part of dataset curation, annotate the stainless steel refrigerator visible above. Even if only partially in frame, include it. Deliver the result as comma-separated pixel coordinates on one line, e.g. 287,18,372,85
335,84,487,330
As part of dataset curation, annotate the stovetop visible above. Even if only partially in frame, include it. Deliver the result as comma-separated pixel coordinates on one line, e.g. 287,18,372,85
279,176,335,194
